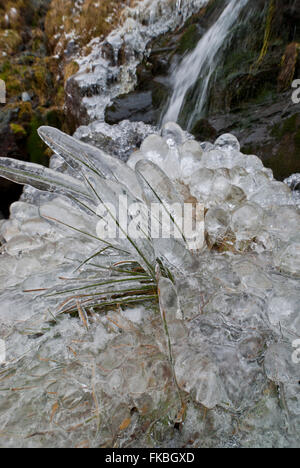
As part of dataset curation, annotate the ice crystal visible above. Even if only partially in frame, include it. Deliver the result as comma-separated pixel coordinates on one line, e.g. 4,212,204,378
0,123,299,448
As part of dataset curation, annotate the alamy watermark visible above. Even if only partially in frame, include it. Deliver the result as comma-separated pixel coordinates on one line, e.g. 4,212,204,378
292,79,300,104
96,197,205,251
0,79,6,104
0,339,6,364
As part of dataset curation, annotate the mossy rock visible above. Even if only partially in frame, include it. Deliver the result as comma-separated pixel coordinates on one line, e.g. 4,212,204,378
268,113,300,179
242,112,300,180
10,123,27,137
26,114,48,166
271,114,299,137
0,30,22,55
151,82,170,110
46,108,64,128
191,119,217,141
18,102,33,121
176,24,202,56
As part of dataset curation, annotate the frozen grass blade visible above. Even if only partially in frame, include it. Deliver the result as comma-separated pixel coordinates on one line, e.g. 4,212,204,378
38,126,143,199
0,125,180,322
136,159,187,244
82,173,156,279
0,157,92,200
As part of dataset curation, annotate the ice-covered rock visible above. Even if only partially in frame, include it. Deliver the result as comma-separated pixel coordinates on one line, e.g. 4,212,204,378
0,124,299,448
231,203,264,240
66,0,210,125
264,343,300,385
215,133,241,153
275,241,300,277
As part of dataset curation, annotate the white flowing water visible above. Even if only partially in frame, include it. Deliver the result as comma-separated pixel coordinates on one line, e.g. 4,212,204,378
72,0,209,123
163,0,249,128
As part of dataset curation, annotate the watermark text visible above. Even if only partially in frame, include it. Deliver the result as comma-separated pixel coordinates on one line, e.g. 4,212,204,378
96,197,205,250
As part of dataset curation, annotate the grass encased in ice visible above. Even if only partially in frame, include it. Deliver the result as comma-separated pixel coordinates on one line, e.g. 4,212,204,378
0,126,187,316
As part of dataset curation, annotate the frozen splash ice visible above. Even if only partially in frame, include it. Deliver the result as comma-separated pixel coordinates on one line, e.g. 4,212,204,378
0,125,300,447
70,0,210,124
285,173,300,206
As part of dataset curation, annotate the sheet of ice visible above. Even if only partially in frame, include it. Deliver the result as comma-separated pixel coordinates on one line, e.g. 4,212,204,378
0,126,299,448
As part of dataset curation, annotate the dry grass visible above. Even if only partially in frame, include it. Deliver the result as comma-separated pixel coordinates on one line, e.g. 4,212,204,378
45,0,139,55
278,42,300,91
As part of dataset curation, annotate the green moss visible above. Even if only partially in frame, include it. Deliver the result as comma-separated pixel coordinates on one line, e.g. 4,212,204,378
271,114,299,138
241,144,256,155
6,78,23,95
176,24,200,55
10,123,26,136
26,115,48,166
0,60,12,75
222,50,256,77
265,114,300,180
251,0,276,70
46,108,63,128
152,83,169,109
248,86,275,105
0,29,22,55
64,61,79,84
18,102,33,121
281,114,298,134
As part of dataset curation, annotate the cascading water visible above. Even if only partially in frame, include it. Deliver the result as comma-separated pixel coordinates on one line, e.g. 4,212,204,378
163,0,249,129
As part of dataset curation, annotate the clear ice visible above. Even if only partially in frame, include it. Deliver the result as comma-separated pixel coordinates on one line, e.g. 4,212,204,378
0,122,299,448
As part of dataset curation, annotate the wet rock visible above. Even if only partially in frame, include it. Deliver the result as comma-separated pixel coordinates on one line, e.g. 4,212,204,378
285,173,300,191
210,99,300,181
105,81,170,126
0,119,27,217
191,118,217,141
106,91,154,125
138,0,300,181
74,119,157,162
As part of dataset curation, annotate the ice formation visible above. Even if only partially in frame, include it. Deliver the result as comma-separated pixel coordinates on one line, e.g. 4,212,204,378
285,174,300,206
68,0,209,123
0,123,299,448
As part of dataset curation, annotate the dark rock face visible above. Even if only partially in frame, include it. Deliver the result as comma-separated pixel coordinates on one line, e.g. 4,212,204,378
0,122,26,217
105,82,170,126
202,0,300,180
117,0,300,181
210,93,300,181
191,118,218,142
106,91,154,125
104,2,224,127
64,75,89,130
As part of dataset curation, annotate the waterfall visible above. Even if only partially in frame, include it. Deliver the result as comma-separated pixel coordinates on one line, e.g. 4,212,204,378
163,0,249,129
